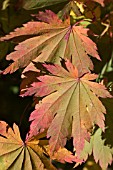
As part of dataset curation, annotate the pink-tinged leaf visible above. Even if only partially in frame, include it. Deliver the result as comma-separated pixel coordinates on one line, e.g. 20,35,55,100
93,0,104,6
52,148,82,163
0,11,64,42
0,22,49,41
34,10,63,24
23,60,112,156
72,26,100,60
0,11,100,75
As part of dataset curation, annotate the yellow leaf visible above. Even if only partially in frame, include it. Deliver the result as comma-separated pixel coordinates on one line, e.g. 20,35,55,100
0,121,56,170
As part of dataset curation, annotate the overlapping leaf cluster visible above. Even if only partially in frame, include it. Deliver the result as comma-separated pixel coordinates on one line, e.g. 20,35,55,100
0,0,113,169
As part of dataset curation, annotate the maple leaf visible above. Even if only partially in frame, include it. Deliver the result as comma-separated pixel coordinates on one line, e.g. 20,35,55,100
22,60,112,156
0,121,56,170
0,11,63,42
92,129,112,169
80,128,112,169
0,10,100,75
51,148,82,164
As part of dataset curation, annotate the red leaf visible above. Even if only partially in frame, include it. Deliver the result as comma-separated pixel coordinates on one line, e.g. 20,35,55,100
34,10,63,24
23,60,112,156
52,148,82,163
1,11,100,75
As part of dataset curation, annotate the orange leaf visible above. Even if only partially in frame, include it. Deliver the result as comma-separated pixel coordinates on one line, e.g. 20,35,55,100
0,121,56,170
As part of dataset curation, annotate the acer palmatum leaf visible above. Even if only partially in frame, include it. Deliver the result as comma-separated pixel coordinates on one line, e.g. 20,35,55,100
0,11,63,42
80,128,112,169
33,10,63,24
0,121,56,170
22,60,112,156
0,121,81,169
0,10,100,75
51,148,82,164
92,129,112,169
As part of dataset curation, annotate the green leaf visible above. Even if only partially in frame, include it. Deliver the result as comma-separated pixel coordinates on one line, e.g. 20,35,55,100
22,0,68,10
92,128,112,170
80,128,112,169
